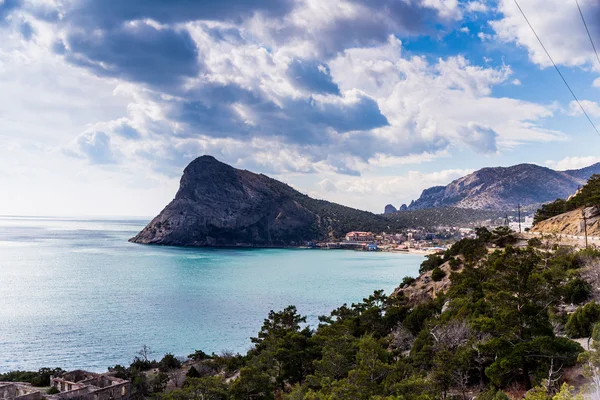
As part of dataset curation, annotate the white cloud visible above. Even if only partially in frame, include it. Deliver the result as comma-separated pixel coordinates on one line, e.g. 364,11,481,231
307,168,473,212
545,156,600,171
477,32,492,41
460,26,470,34
491,0,600,70
466,1,489,13
593,77,600,88
568,100,600,118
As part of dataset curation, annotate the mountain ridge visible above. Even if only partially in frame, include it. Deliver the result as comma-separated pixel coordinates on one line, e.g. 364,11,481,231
404,162,600,211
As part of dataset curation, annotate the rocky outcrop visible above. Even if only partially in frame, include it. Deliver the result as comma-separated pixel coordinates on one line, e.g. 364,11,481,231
532,206,600,236
130,156,395,247
384,204,397,214
408,163,600,211
399,204,408,211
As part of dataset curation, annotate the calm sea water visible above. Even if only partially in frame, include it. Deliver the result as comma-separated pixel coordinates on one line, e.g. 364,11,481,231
0,217,422,373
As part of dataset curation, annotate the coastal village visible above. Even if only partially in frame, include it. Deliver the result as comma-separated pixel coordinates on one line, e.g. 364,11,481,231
314,215,535,253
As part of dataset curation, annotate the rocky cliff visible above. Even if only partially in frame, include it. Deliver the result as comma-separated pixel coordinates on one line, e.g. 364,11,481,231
408,163,600,211
532,206,600,236
130,156,396,247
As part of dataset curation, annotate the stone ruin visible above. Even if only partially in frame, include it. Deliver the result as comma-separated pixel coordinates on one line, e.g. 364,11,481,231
0,370,131,400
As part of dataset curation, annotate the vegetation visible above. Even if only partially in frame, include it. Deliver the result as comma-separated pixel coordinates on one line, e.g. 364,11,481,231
121,234,598,399
431,267,445,281
565,302,600,338
0,368,64,387
10,231,599,399
534,174,600,224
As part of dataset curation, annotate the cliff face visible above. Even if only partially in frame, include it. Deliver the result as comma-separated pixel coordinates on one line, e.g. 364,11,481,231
130,156,392,247
532,206,600,236
408,163,600,211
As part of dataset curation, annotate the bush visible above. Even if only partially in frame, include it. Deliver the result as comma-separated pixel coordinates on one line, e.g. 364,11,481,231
419,254,444,274
565,302,600,338
159,353,182,372
186,366,201,379
449,257,461,270
431,267,446,282
401,276,416,287
47,387,59,395
563,278,592,305
188,350,211,361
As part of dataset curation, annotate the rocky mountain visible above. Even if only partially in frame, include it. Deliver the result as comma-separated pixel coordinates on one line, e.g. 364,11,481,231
131,156,400,247
407,163,600,211
384,204,397,214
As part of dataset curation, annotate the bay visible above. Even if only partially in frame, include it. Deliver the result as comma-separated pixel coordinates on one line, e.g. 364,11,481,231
0,216,422,372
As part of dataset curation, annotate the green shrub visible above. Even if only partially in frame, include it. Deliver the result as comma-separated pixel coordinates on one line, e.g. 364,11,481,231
401,276,416,287
431,267,446,282
449,257,461,270
419,254,444,274
565,302,600,338
47,387,59,395
563,278,592,305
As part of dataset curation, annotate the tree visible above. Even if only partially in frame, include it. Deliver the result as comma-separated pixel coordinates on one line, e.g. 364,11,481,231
159,353,182,372
420,254,444,274
229,366,274,400
431,267,446,282
565,302,600,338
186,366,201,379
482,247,557,388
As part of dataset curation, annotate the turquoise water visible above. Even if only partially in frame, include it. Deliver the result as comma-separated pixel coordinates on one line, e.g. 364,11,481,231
0,217,422,373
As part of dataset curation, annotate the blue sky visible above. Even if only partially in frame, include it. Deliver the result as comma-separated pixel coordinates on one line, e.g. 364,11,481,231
0,0,599,216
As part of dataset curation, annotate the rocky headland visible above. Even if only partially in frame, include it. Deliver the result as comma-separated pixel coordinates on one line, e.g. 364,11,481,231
130,156,395,247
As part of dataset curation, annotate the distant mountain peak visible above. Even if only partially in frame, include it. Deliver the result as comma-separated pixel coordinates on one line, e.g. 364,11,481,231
405,162,600,211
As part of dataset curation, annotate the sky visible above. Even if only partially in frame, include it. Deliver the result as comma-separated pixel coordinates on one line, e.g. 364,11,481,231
1,0,600,217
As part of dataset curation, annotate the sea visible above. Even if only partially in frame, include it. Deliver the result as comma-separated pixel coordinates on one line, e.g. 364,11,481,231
0,216,423,373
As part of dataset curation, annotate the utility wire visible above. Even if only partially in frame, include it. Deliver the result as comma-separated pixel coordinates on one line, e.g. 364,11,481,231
575,0,600,68
512,0,600,137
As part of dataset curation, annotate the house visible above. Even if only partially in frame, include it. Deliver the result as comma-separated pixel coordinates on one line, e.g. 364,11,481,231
0,383,41,400
345,231,374,242
49,371,130,400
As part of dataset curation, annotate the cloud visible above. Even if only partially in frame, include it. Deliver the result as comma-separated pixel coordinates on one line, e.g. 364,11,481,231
460,122,498,153
466,1,489,13
545,156,600,171
594,77,600,88
310,168,473,212
491,0,600,70
568,100,600,118
60,22,201,88
19,20,33,39
67,0,296,28
67,131,119,165
287,59,340,95
0,0,21,24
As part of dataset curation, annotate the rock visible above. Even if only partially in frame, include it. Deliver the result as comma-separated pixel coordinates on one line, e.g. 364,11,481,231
384,204,397,214
399,204,408,211
130,155,394,247
408,163,600,211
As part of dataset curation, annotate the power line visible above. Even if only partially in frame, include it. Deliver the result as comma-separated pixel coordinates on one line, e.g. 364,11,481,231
575,0,600,68
512,0,600,137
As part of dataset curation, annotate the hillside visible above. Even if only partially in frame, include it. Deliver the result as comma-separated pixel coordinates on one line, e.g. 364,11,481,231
406,163,600,211
532,206,600,236
131,156,404,247
383,206,505,228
